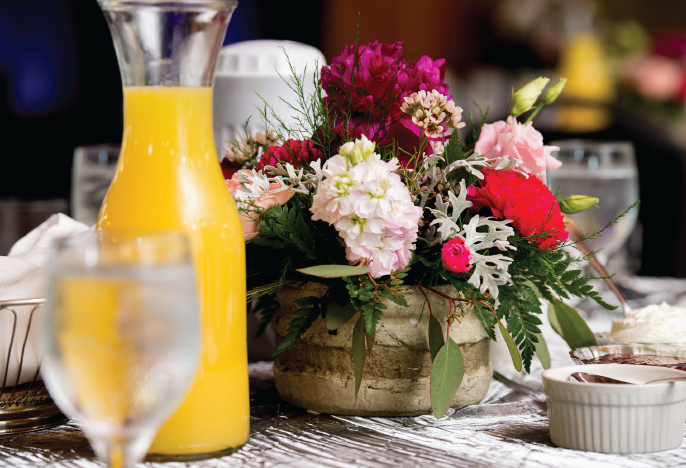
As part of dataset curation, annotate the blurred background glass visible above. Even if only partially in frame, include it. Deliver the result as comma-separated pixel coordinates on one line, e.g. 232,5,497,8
0,199,68,255
548,141,640,274
71,145,119,227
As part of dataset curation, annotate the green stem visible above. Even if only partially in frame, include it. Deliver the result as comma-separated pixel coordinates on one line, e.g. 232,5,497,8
523,102,545,124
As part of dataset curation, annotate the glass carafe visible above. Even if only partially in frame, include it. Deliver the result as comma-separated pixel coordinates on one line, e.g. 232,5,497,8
96,0,248,459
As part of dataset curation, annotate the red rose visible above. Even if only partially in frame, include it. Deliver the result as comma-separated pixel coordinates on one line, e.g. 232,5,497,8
255,139,323,172
467,168,568,250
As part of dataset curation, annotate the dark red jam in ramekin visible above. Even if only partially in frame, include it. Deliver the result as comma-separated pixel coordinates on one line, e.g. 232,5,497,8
584,353,686,371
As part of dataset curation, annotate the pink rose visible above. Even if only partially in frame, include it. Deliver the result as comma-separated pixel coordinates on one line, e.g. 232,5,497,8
226,170,295,241
441,237,473,274
474,116,561,184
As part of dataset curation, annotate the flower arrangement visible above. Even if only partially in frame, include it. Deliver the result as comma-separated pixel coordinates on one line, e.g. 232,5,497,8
226,38,629,418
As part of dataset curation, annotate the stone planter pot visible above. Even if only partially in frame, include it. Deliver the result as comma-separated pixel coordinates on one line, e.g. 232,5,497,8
272,282,493,416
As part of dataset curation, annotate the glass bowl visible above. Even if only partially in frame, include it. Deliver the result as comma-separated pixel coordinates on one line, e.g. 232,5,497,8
571,344,686,370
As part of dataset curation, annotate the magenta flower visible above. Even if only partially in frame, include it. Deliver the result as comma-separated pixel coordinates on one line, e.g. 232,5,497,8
441,237,473,274
321,40,450,160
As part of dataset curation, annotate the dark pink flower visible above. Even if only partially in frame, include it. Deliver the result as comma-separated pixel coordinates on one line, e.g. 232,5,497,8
255,139,323,172
441,237,473,273
320,41,450,160
654,32,686,59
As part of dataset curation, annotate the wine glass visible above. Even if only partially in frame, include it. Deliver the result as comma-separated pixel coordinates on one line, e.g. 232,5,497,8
547,140,639,266
40,232,200,468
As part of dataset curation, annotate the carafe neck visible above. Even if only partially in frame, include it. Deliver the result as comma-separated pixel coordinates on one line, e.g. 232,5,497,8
99,1,237,87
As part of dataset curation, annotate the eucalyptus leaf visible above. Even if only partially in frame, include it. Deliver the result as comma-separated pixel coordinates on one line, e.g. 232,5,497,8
551,299,597,350
326,300,358,330
547,301,563,337
297,264,369,278
352,315,367,406
498,321,522,372
430,338,464,419
533,332,551,370
428,314,445,362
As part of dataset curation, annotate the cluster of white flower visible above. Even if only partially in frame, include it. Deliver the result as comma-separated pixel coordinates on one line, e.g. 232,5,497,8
311,136,423,278
400,90,466,137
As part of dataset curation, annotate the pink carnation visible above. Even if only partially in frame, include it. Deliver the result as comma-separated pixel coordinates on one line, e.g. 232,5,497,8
441,237,473,274
474,116,561,184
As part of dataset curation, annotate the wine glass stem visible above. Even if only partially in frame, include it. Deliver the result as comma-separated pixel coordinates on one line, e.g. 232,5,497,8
108,442,133,468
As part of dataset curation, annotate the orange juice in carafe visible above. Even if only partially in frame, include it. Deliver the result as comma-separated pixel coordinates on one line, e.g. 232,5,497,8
97,86,249,454
97,0,246,456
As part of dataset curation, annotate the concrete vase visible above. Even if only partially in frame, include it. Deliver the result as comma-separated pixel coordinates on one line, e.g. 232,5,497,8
271,282,493,416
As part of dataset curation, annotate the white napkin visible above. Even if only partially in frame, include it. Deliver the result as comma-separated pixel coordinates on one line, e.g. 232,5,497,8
0,214,90,387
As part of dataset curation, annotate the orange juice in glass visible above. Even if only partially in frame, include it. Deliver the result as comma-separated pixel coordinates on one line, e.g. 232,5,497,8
97,1,248,459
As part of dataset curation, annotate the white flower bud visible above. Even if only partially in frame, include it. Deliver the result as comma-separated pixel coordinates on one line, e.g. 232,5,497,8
509,77,550,117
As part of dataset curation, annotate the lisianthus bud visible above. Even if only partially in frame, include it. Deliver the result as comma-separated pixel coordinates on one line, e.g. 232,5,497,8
557,195,599,214
542,78,567,105
509,77,550,117
339,135,376,165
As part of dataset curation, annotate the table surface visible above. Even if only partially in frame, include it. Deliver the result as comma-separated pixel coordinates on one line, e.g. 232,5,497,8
3,276,686,468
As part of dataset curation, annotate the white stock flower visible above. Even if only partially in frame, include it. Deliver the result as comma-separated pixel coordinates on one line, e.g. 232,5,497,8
310,137,422,278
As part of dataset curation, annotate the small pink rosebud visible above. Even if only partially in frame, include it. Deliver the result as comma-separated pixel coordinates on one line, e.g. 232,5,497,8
441,236,473,274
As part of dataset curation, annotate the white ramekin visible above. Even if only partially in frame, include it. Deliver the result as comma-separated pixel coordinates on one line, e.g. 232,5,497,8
543,364,686,453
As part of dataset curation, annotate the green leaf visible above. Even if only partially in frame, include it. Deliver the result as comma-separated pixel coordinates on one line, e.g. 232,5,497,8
551,299,597,350
474,302,497,341
547,301,564,337
249,236,285,249
361,302,385,334
352,314,367,406
498,321,523,372
326,300,358,330
365,328,376,355
297,264,369,278
534,332,551,370
272,300,321,356
430,338,464,419
379,288,409,307
444,131,465,165
291,296,318,308
428,314,445,362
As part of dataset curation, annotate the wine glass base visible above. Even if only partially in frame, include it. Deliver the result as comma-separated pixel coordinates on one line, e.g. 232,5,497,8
145,444,245,462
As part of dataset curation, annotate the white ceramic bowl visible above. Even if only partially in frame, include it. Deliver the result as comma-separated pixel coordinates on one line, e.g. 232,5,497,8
543,364,686,453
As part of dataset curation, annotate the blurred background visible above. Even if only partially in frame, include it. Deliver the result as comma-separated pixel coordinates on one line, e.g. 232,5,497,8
1,0,685,278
